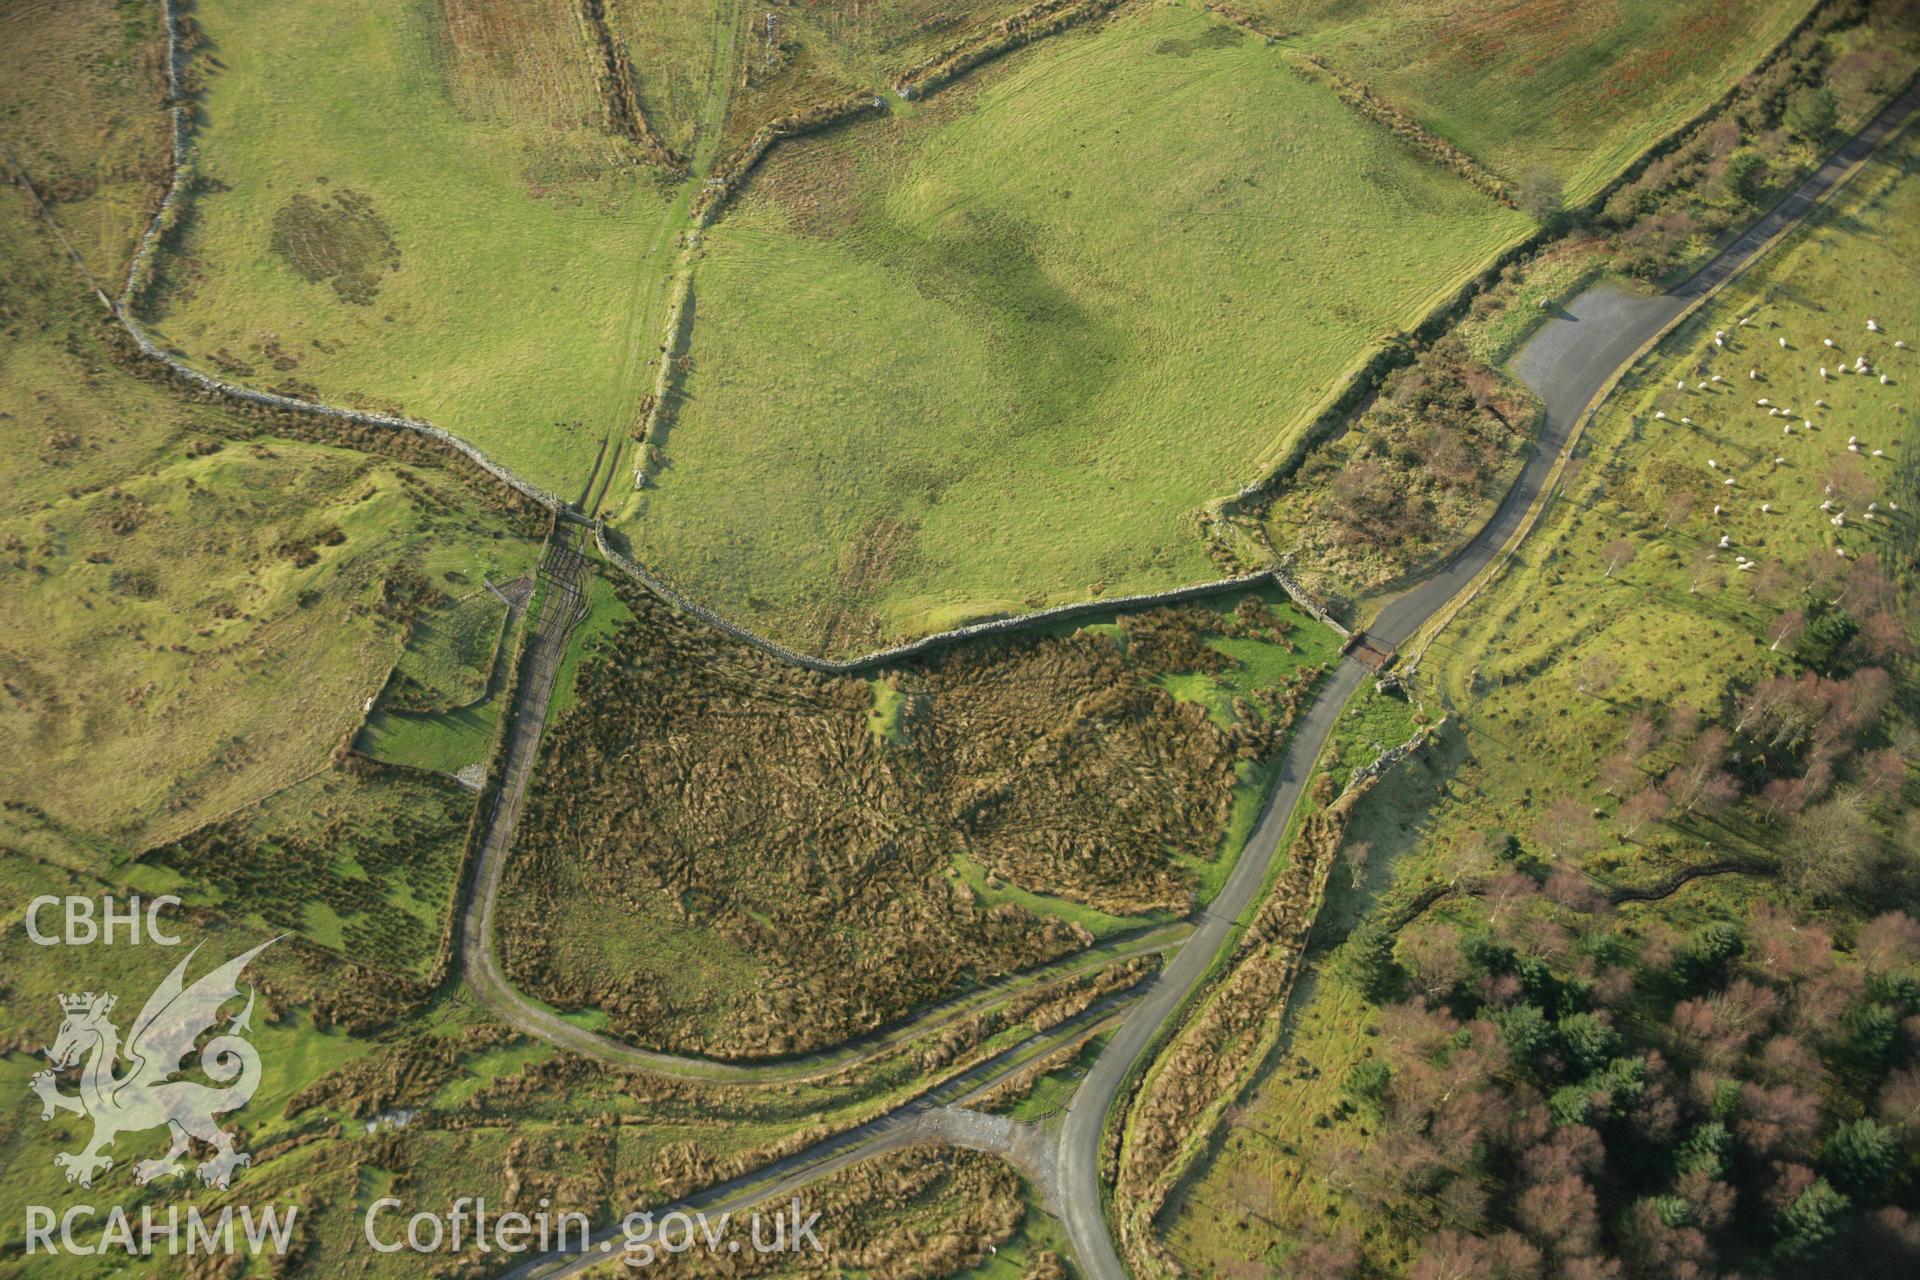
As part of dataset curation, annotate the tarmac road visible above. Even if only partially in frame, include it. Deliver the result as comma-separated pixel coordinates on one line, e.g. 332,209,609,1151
1054,77,1920,1280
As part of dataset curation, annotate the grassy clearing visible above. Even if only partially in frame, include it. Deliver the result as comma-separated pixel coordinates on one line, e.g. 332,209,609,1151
1164,112,1920,1280
1264,0,1815,202
617,3,1527,653
143,762,474,979
549,570,635,718
135,0,691,494
382,585,511,711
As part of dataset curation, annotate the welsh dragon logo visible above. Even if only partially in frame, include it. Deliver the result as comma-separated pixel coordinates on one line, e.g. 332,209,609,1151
29,938,277,1190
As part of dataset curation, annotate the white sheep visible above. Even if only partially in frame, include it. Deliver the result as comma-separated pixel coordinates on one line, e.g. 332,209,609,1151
1773,457,1786,465
1714,503,1724,515
1740,562,1757,572
1678,379,1687,389
1833,513,1847,526
1696,381,1709,390
1655,410,1668,420
1769,408,1781,417
1750,369,1760,380
1824,338,1835,348
1779,337,1789,348
1719,535,1731,548
1758,397,1771,405
1783,424,1793,434
1762,502,1773,513
1868,319,1880,331
1836,547,1849,558
1820,367,1829,379
1881,374,1891,385
1849,442,1862,453
1869,502,1879,512
1712,374,1726,383
1739,316,1752,326
1715,337,1725,348
1707,458,1719,468
1716,330,1727,340
1682,416,1694,425
1815,398,1829,408
1890,502,1902,511
1725,476,1737,486
1849,435,1858,444
1821,499,1835,510
1873,449,1886,457
1897,340,1909,349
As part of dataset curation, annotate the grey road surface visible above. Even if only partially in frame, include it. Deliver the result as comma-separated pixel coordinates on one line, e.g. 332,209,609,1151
1054,78,1920,1280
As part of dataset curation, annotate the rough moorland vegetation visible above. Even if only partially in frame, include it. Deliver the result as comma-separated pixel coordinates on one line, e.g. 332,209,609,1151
594,1146,1036,1280
1596,0,1920,282
499,584,1326,1057
1259,335,1538,604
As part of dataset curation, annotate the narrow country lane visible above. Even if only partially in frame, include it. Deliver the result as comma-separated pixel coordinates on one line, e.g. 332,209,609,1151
1054,78,1920,1280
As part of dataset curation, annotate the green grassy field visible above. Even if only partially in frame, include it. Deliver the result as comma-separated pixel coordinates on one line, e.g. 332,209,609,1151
133,0,689,495
617,3,1529,653
1257,0,1815,202
382,586,512,711
1163,112,1920,1280
0,373,538,853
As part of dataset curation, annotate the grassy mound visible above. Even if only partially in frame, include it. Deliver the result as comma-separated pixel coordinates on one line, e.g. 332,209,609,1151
618,4,1527,653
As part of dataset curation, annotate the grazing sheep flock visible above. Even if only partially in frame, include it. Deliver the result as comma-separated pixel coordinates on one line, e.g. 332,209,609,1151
1645,308,1908,579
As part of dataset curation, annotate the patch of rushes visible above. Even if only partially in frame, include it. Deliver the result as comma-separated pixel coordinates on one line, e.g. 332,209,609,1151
144,764,473,980
499,583,1332,1057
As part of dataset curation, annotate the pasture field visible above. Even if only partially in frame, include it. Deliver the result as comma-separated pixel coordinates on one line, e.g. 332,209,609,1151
617,3,1528,653
134,0,690,495
0,0,170,286
1164,116,1920,1280
1255,0,1815,202
0,430,541,854
1,0,535,862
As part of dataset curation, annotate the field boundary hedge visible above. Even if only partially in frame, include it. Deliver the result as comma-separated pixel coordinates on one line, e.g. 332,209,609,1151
594,523,1345,675
1210,0,1855,527
890,0,1131,101
577,0,684,170
1287,51,1512,206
